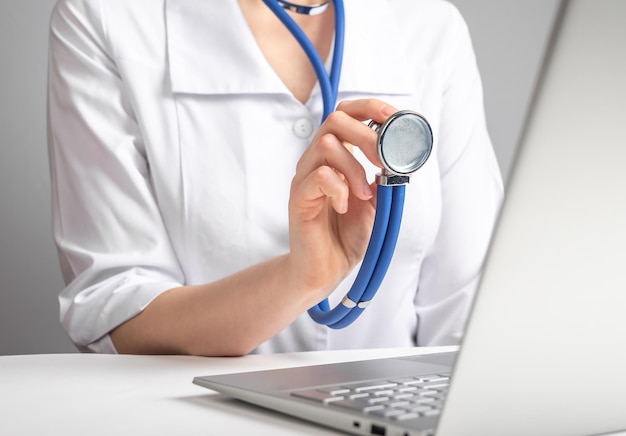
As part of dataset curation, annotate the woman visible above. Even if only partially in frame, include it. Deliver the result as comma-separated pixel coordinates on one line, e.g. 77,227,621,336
47,0,503,355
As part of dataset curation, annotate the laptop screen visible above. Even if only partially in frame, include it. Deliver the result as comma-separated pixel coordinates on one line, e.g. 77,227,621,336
437,0,626,434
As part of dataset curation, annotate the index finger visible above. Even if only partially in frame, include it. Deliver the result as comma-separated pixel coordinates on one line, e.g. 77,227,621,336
334,99,398,166
335,99,398,124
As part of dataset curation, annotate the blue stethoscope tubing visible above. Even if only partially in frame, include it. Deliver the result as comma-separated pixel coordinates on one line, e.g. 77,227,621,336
308,184,406,329
263,0,404,328
262,0,344,120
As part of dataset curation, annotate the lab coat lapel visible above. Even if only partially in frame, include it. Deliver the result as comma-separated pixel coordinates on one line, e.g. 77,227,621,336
165,0,286,95
339,0,414,96
165,0,413,97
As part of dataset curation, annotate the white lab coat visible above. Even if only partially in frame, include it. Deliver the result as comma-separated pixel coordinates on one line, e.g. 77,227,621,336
48,0,503,353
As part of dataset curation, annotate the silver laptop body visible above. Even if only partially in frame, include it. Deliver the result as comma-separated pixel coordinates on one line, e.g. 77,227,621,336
194,1,626,434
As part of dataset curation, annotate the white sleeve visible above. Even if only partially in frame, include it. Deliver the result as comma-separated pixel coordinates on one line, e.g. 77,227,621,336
48,0,184,353
415,5,504,345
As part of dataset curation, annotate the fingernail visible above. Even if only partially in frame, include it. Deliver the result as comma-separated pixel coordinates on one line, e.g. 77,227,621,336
338,200,348,214
382,105,396,117
363,184,373,199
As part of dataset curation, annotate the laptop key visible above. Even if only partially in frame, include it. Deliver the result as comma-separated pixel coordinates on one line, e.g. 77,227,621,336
384,400,412,408
393,393,416,400
421,383,449,390
393,412,421,421
390,377,425,386
422,409,441,417
413,397,436,404
369,408,408,418
362,405,386,413
291,389,344,404
345,381,398,392
407,405,434,414
396,386,419,393
422,376,449,382
367,396,391,404
316,386,351,395
373,389,395,397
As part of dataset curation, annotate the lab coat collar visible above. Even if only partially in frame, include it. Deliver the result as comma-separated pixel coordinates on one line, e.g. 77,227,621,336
165,0,413,96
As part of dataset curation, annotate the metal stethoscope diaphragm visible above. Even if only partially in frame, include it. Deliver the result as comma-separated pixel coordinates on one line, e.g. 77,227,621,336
370,110,433,185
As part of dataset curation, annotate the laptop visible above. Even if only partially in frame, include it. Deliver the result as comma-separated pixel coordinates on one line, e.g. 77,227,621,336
193,1,626,434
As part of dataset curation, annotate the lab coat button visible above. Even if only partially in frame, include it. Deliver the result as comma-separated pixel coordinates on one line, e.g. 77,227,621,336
293,118,314,138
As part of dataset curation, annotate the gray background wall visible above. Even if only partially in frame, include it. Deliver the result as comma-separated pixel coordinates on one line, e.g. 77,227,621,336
0,0,561,355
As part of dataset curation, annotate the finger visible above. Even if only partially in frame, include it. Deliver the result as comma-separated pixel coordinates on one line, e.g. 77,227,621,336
320,110,381,168
335,99,398,123
302,111,382,169
292,165,350,220
319,100,399,169
295,132,373,200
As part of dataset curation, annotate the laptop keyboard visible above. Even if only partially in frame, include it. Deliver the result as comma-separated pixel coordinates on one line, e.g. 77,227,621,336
290,373,450,423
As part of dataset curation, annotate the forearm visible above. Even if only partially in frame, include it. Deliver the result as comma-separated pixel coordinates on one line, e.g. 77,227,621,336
110,254,324,356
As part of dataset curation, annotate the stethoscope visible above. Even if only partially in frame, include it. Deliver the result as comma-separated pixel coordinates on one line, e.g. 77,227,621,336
263,0,433,328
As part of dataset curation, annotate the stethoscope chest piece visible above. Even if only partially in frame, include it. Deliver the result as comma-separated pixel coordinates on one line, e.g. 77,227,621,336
370,110,433,182
307,109,434,329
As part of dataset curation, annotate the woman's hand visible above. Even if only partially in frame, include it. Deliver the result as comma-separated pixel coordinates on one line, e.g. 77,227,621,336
287,99,398,302
111,99,400,356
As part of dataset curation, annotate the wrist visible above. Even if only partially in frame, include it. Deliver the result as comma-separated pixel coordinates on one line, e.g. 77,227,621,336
281,252,344,309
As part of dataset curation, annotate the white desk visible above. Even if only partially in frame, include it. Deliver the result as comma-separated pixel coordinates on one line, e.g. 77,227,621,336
0,347,454,435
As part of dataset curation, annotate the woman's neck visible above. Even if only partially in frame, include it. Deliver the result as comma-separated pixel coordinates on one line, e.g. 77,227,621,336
238,0,335,104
